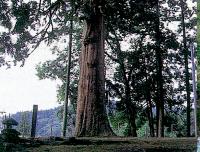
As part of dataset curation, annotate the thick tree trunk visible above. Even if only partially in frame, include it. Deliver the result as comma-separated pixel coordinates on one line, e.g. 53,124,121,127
155,0,164,137
180,0,191,137
75,1,114,137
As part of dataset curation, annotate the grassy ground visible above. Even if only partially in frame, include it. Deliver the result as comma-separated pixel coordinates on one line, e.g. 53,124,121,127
25,137,197,152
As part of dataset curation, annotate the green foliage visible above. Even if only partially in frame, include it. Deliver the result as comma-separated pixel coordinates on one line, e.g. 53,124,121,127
109,111,128,136
135,108,187,137
136,112,148,131
137,122,149,137
164,108,187,137
0,0,77,67
13,3,31,33
105,0,196,137
0,0,116,66
35,22,82,106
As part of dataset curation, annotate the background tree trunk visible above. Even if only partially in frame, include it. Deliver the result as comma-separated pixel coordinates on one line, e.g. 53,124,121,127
144,59,155,137
197,0,200,137
180,0,191,137
125,87,137,137
75,0,114,137
146,87,155,137
155,0,164,137
62,18,73,137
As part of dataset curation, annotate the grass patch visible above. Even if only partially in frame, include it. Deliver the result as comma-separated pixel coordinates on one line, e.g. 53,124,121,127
25,137,197,152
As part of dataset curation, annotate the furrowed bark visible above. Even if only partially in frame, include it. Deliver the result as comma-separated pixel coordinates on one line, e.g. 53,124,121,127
75,0,114,137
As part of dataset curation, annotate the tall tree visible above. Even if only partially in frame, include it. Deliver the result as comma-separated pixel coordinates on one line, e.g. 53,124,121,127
62,0,74,137
105,33,143,137
75,0,114,137
197,0,200,136
62,18,73,137
105,0,182,137
155,0,164,137
166,0,196,136
180,0,192,137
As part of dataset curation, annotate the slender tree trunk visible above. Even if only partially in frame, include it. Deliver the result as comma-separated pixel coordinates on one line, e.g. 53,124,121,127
125,87,137,137
75,0,114,137
191,44,197,137
62,18,73,137
155,0,164,137
197,1,200,136
148,99,155,137
146,85,155,137
126,105,137,137
144,59,154,137
156,100,159,137
180,0,191,137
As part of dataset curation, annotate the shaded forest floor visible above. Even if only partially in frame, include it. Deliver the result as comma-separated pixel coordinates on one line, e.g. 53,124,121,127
0,137,197,151
24,137,197,152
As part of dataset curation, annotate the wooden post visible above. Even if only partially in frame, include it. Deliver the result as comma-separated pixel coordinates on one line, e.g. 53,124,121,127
31,105,38,138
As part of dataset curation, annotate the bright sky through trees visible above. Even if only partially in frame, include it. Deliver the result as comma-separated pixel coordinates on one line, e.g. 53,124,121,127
0,44,59,114
0,0,196,116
